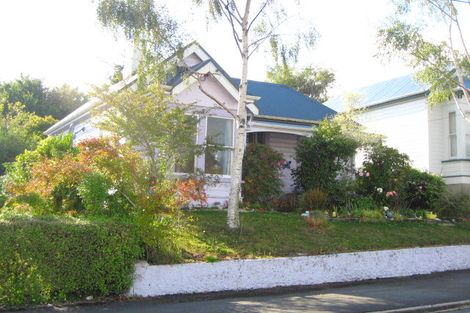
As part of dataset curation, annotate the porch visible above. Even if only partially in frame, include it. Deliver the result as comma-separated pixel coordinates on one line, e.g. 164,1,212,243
204,117,314,206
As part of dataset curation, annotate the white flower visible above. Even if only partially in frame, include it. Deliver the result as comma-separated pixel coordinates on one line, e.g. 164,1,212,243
376,187,383,193
383,206,389,211
107,188,117,195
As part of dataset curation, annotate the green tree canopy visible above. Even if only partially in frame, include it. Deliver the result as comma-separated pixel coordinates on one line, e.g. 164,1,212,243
94,82,200,182
0,75,87,119
0,103,55,174
377,0,469,114
293,116,361,192
267,65,335,103
267,34,334,103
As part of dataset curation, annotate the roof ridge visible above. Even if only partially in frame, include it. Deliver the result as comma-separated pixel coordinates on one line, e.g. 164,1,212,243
232,77,290,88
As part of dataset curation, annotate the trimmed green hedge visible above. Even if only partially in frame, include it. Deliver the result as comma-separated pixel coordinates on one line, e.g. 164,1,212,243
0,216,142,308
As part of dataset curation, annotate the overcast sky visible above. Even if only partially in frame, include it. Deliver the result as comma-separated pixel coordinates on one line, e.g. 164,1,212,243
0,0,468,98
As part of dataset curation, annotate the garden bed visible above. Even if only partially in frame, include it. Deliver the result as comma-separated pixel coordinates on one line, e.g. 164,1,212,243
187,210,470,262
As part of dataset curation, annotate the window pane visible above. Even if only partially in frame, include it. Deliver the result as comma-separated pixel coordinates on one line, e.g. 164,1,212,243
207,117,233,146
449,112,456,133
205,149,231,175
450,134,457,157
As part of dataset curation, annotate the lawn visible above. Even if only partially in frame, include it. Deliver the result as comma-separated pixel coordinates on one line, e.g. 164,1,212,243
188,210,470,261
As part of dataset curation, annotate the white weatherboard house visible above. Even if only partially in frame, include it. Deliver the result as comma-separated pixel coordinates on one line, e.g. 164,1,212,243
326,74,470,193
45,43,336,205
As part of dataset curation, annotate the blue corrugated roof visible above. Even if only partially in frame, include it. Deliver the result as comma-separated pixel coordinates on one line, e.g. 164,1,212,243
232,78,336,121
325,74,428,112
325,74,470,112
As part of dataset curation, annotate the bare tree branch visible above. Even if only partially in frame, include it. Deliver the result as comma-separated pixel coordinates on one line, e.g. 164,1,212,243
448,16,470,108
229,0,244,22
196,73,237,120
247,0,270,31
218,1,243,55
220,0,242,26
454,15,470,62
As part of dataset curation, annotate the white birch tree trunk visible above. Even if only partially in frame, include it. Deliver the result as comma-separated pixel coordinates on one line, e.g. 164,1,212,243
227,0,251,230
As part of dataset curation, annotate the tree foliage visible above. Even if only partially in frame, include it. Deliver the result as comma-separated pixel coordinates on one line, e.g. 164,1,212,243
96,0,318,229
267,65,335,103
242,143,284,204
0,103,55,174
267,43,335,102
2,134,207,264
293,117,360,192
0,75,87,119
377,0,470,115
191,0,318,229
356,142,411,204
94,82,200,181
96,0,183,85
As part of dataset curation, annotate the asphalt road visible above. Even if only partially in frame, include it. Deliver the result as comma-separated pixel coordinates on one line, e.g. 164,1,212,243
19,270,470,313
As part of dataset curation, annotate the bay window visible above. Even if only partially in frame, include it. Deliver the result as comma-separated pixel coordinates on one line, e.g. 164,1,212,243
205,117,234,175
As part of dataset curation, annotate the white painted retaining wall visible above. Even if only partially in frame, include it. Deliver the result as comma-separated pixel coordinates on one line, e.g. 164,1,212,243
129,245,470,297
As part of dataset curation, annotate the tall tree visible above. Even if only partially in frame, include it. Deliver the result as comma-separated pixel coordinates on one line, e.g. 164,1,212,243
0,76,87,119
94,83,199,183
192,0,316,229
267,65,335,102
0,102,55,174
377,0,469,118
267,41,335,102
96,0,182,85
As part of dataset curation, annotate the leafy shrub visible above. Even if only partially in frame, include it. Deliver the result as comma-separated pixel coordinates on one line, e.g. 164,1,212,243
328,177,357,208
356,142,411,204
3,133,78,189
293,119,359,192
352,209,384,222
302,188,328,210
0,177,6,208
400,168,445,211
3,137,146,216
435,192,470,219
177,176,208,208
305,210,328,229
0,215,141,308
271,193,299,212
242,143,284,204
351,195,378,211
77,172,112,215
2,135,206,267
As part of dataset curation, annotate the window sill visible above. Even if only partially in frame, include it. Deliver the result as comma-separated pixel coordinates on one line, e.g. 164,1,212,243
441,158,470,163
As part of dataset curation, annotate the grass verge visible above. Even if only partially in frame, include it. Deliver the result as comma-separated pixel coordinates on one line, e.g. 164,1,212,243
187,210,470,261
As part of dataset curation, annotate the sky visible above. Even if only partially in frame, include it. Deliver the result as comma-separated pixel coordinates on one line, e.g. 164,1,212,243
0,0,468,98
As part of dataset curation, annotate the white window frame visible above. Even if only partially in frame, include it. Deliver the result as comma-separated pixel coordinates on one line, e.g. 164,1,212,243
204,115,235,177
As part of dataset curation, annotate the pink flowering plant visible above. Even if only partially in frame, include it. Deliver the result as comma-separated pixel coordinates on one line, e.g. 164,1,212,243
356,143,410,205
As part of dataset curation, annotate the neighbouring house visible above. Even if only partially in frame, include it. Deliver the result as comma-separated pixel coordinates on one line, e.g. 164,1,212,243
325,74,470,193
45,42,336,205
